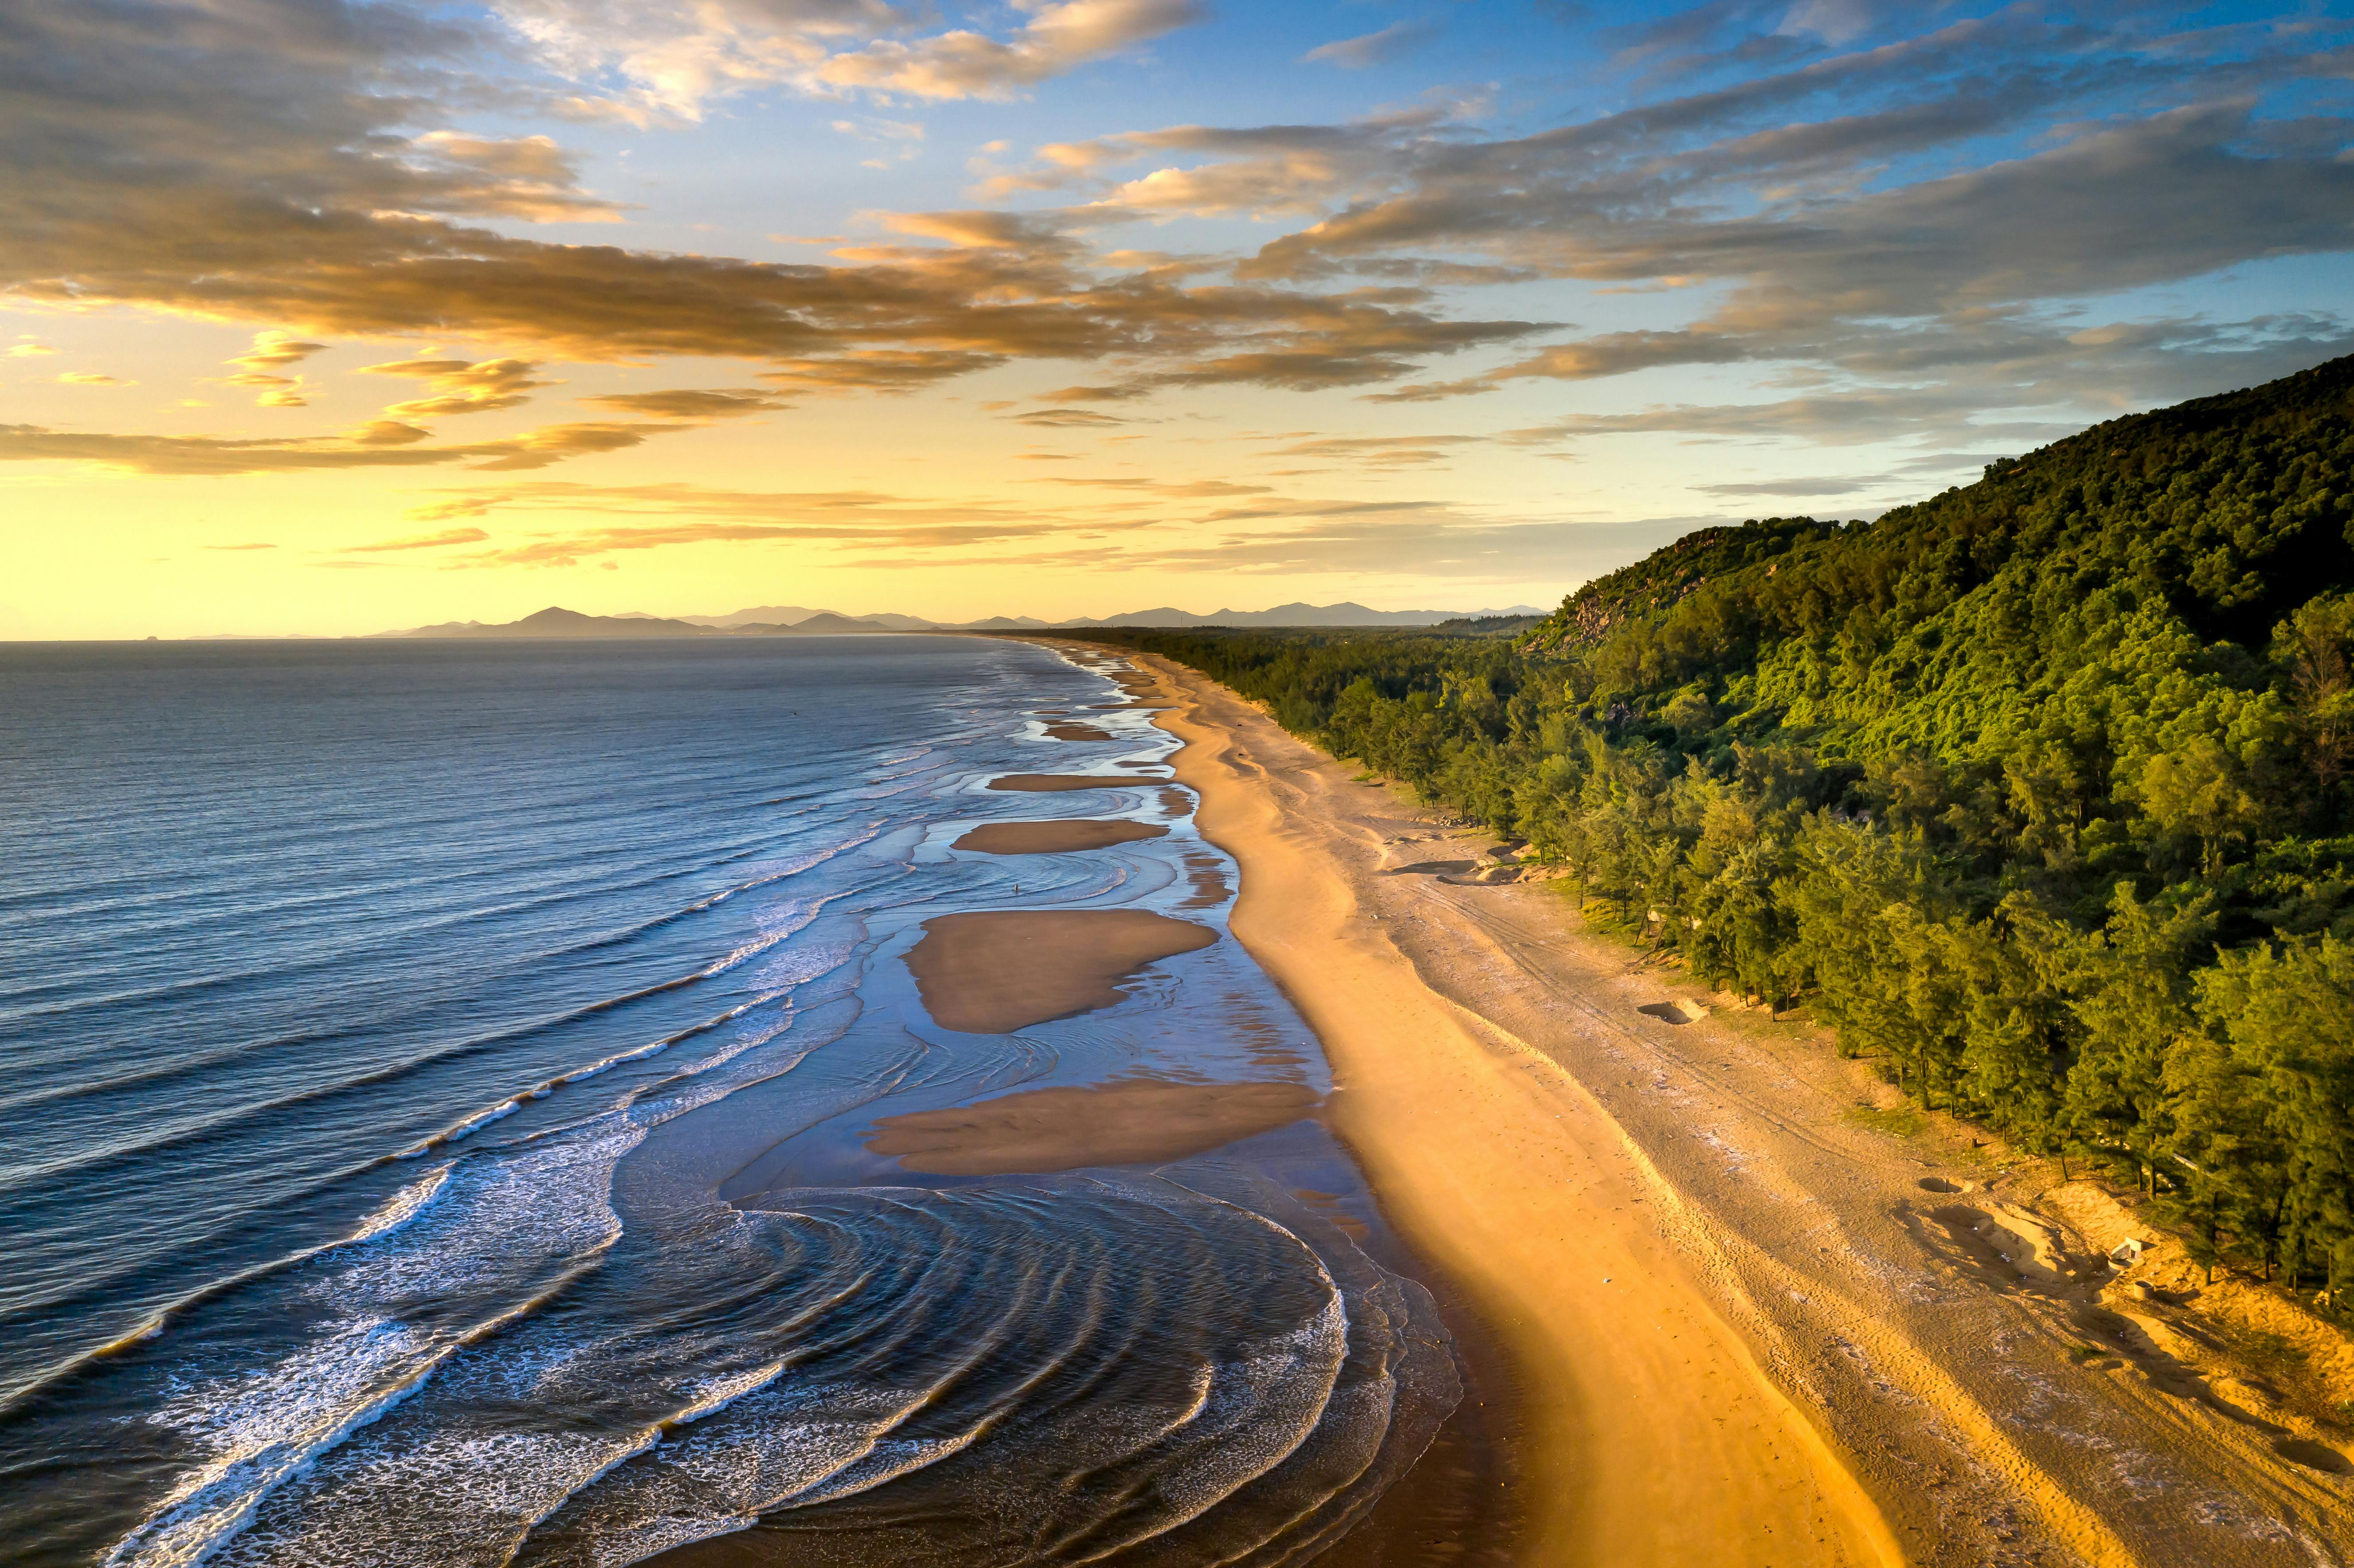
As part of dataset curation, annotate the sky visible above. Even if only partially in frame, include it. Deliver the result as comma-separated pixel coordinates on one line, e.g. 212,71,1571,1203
5,0,2353,636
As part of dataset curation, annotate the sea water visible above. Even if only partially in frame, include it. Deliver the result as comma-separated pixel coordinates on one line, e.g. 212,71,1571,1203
0,636,1457,1566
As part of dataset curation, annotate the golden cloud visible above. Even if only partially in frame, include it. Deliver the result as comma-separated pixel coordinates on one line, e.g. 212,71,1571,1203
577,388,785,419
0,418,685,476
341,527,493,553
361,357,552,419
815,0,1203,102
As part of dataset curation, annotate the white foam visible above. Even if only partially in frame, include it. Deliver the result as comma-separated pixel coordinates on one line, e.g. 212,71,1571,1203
340,1167,451,1247
1099,1287,1350,1546
217,1426,650,1568
674,1359,793,1425
105,1318,455,1568
571,1513,754,1568
680,826,881,919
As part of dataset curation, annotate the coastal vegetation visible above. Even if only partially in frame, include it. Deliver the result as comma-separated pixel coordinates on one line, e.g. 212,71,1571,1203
1059,355,2354,1303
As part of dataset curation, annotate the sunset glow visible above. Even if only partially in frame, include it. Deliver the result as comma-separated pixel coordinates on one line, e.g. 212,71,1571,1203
8,0,2352,635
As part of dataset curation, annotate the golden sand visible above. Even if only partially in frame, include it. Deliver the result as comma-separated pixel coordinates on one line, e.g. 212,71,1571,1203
1127,649,1904,1568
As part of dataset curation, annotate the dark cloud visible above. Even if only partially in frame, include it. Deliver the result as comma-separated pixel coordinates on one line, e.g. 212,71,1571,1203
1178,19,2354,425
1600,0,1905,84
922,4,2354,449
1020,292,1550,400
1245,99,2354,309
1696,474,1894,497
1500,387,1989,448
1262,433,1486,466
8,0,2353,557
759,350,1011,394
1368,329,1754,399
0,0,1540,435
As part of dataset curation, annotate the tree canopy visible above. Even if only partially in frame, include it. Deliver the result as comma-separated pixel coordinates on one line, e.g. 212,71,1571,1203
1061,353,2354,1298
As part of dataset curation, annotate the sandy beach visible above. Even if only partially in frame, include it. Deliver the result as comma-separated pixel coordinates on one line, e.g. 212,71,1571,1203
1102,644,2354,1568
1104,647,1903,1568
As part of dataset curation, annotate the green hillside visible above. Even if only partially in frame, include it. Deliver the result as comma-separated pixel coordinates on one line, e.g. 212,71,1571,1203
1068,354,2354,1299
1520,514,1836,655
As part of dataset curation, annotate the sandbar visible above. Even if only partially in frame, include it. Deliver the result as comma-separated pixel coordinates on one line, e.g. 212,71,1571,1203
905,908,1216,1033
987,773,1127,792
864,1078,1319,1174
952,819,1167,855
1042,721,1115,741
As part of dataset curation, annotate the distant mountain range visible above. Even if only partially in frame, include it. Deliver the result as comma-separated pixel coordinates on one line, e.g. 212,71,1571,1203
683,600,1547,629
653,606,949,631
384,607,892,638
384,601,1553,638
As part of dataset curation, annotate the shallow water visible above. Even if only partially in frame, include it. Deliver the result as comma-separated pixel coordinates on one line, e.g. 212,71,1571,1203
0,636,1457,1566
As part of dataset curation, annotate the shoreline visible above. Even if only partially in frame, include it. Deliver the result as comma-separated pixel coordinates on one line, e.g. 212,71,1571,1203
1123,646,1905,1567
1099,640,2354,1568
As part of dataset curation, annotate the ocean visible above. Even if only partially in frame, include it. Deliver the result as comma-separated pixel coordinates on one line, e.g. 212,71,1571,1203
0,636,1459,1566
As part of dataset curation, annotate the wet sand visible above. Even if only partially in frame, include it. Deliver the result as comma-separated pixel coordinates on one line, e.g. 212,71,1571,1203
1178,851,1230,908
1107,646,1905,1568
905,908,1216,1033
952,819,1166,855
864,1078,1319,1174
1042,721,1114,741
987,773,1128,792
